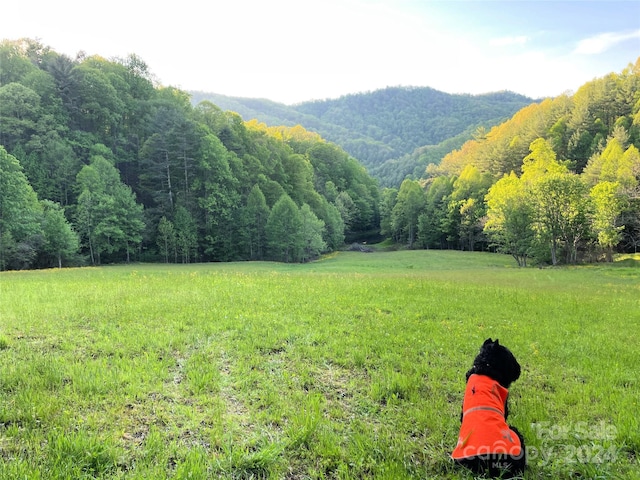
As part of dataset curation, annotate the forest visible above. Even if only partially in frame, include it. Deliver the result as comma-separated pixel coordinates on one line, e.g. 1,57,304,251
381,58,640,265
0,39,380,270
1,37,639,270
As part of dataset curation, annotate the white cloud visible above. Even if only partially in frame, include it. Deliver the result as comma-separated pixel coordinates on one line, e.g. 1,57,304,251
574,30,640,55
489,36,529,47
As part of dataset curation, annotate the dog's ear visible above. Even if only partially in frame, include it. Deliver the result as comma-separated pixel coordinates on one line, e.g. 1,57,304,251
494,338,500,346
483,338,494,346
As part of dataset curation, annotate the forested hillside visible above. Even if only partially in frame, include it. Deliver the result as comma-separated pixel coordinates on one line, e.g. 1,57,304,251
190,88,534,186
0,39,379,270
382,59,640,265
2,37,638,271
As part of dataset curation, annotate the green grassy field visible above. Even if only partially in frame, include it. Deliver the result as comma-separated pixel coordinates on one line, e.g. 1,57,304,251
0,251,638,479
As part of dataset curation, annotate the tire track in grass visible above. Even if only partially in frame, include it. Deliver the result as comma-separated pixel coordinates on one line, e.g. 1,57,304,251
119,342,212,458
218,348,253,432
317,362,358,422
121,337,258,463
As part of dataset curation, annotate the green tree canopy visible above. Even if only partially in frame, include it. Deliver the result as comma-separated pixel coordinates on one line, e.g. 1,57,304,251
590,181,626,261
75,154,144,264
0,146,43,270
484,172,536,266
299,204,327,262
266,194,303,263
391,179,426,248
40,199,79,268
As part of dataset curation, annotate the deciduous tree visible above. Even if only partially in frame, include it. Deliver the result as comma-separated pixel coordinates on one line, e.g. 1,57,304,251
533,172,591,264
40,199,79,268
173,206,197,263
590,181,625,261
0,147,43,270
157,216,176,263
391,179,426,248
266,195,303,263
484,173,536,266
299,203,326,262
75,155,144,264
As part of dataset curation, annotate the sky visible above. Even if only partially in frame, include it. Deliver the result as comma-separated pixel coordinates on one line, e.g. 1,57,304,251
3,0,640,104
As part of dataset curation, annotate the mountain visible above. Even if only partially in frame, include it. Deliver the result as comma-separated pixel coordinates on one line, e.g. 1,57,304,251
384,59,640,263
190,87,535,186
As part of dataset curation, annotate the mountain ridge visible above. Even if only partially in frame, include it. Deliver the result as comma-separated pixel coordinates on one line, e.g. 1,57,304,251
190,86,536,186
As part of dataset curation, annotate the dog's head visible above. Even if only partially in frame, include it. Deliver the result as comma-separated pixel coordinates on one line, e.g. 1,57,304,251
466,338,521,388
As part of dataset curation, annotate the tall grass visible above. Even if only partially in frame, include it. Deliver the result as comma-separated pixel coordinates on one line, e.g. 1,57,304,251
0,251,638,478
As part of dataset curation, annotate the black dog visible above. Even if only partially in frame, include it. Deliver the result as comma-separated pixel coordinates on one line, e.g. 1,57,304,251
451,338,526,478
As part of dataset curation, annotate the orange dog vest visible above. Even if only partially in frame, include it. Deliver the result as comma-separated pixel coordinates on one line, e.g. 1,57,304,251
451,374,522,460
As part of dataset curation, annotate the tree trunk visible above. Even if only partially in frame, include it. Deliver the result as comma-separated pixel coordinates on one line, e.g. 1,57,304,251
89,236,95,265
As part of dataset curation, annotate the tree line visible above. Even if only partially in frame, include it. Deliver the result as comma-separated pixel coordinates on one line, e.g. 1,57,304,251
0,39,379,270
382,60,640,265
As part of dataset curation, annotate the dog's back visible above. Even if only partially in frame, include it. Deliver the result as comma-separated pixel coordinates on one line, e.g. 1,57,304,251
452,374,522,459
452,339,526,477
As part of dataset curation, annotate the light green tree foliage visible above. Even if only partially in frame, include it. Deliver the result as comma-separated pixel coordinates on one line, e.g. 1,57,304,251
266,194,303,263
484,172,536,266
307,142,347,192
299,203,326,262
617,145,640,251
518,139,569,264
40,199,79,268
0,146,43,270
320,199,345,251
75,154,144,264
446,164,492,251
585,135,640,192
486,138,593,265
113,181,145,263
173,206,198,263
0,83,41,151
619,145,640,193
520,138,569,183
0,40,39,85
533,172,591,265
583,136,639,257
583,137,625,186
391,179,426,248
590,181,626,261
157,216,176,263
282,153,315,205
334,191,356,232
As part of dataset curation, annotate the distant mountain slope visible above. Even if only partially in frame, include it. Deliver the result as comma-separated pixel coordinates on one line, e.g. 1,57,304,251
190,87,535,185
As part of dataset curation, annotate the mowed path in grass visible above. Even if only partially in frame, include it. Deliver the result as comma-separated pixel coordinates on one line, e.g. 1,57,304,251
0,251,638,479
